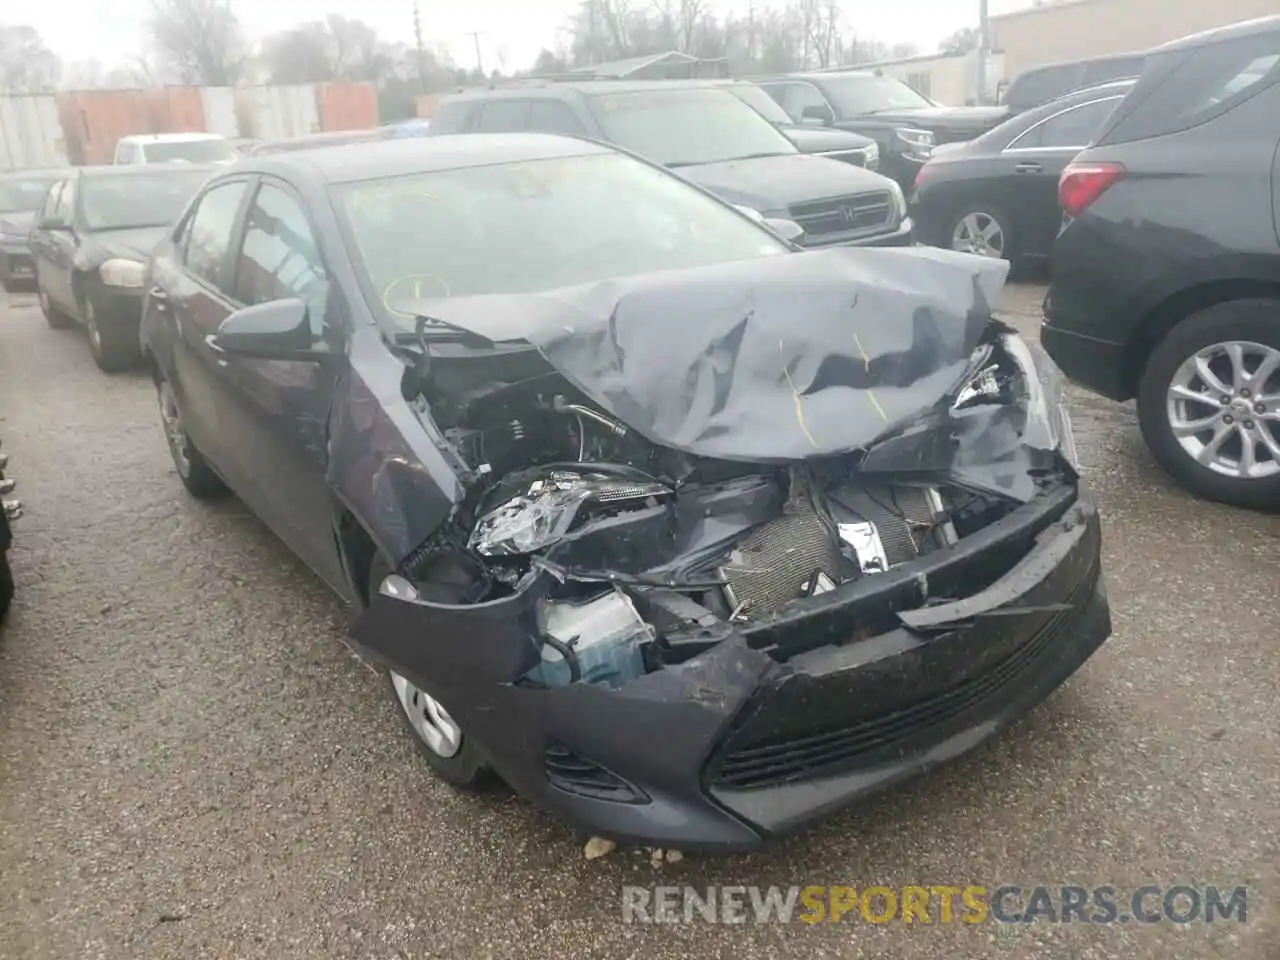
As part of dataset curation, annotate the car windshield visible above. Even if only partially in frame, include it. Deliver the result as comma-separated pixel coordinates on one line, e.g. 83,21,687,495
0,176,60,213
586,88,797,166
816,73,934,115
80,170,211,230
725,84,794,124
141,139,237,163
333,151,789,319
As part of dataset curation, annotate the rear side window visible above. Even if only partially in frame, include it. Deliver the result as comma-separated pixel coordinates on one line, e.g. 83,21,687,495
527,100,587,136
182,180,249,293
1007,96,1123,150
428,101,472,133
474,100,531,132
1103,35,1280,143
762,82,829,121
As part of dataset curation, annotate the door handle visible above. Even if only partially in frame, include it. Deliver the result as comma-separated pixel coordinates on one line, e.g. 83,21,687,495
1015,161,1043,173
203,333,230,367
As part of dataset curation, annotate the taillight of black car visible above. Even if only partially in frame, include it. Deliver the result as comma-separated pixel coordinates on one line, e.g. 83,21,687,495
1058,161,1126,219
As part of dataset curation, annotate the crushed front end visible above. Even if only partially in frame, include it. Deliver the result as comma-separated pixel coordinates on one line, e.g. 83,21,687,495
352,247,1112,850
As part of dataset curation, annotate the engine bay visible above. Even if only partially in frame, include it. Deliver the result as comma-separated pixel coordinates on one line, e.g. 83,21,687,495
388,329,1061,693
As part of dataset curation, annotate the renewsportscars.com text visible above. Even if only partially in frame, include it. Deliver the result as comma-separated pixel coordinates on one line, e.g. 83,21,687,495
621,884,1248,925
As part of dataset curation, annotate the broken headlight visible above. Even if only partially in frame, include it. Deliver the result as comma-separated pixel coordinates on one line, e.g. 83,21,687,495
1002,333,1079,470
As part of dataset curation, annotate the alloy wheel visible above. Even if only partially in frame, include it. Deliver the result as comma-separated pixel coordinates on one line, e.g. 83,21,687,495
85,299,102,354
390,672,462,758
157,380,192,478
951,212,1007,259
1166,339,1280,480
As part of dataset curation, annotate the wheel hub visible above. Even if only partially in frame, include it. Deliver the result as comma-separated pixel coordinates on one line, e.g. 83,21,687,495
1166,339,1280,480
391,672,462,758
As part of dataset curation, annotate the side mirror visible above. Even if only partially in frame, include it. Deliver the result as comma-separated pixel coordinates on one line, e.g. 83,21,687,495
801,104,834,125
762,217,806,245
211,298,331,362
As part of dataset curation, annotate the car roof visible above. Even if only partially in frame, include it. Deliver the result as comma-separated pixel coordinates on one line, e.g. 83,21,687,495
443,79,756,101
1155,13,1280,53
67,163,221,179
762,70,877,82
231,133,614,185
0,168,66,180
119,132,228,144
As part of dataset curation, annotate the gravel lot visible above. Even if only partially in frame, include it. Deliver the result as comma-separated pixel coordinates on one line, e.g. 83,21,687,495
1,281,1277,960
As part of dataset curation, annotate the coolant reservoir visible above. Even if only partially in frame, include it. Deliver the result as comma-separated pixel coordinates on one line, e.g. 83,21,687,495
530,591,652,688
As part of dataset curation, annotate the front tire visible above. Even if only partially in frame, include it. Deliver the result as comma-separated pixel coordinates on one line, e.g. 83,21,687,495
84,295,139,373
371,554,489,788
155,377,227,499
38,278,73,330
1137,299,1280,510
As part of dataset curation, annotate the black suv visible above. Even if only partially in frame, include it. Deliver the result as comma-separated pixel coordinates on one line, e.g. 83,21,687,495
999,53,1146,116
430,81,912,249
1043,15,1280,509
757,71,1010,189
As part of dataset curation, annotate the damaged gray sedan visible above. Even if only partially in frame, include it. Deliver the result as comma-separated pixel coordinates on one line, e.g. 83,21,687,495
139,133,1110,852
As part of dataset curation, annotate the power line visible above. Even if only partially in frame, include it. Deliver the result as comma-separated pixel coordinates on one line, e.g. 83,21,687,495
466,30,484,75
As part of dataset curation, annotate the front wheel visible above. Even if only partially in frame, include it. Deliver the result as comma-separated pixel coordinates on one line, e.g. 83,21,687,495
38,280,73,330
156,377,227,499
1137,299,1280,510
85,296,140,373
371,555,489,788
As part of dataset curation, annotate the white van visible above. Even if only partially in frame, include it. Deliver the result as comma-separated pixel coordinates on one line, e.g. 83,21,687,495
113,133,239,165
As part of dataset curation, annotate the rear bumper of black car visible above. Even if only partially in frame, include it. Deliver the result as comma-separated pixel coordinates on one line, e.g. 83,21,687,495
355,482,1109,851
0,244,36,287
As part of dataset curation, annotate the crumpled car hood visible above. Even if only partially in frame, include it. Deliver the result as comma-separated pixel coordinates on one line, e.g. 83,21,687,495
399,246,1010,463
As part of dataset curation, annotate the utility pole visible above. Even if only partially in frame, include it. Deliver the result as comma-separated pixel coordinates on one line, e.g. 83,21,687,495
467,31,484,76
412,1,427,99
976,0,991,105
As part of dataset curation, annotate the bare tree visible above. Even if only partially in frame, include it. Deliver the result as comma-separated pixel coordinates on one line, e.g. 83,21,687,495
939,26,981,55
0,25,61,93
149,0,246,86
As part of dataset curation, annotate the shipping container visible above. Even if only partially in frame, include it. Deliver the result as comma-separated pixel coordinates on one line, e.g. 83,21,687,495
0,95,69,171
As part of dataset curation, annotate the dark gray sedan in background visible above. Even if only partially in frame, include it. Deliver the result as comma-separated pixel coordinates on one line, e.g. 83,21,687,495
29,164,214,371
0,169,63,291
138,133,1107,851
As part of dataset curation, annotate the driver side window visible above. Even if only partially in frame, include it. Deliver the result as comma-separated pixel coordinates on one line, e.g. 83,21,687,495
231,181,332,338
40,182,64,222
769,82,830,121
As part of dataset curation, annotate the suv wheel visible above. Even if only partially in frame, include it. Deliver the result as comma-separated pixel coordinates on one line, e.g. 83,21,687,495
84,296,138,373
1137,299,1280,509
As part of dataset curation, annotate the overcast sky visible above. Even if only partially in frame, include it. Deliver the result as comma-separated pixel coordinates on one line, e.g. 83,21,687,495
23,0,1041,74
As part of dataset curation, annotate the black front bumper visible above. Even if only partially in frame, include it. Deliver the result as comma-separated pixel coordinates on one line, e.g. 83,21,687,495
356,482,1110,851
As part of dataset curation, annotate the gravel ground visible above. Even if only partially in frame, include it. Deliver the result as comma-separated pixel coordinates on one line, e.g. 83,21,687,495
0,281,1277,960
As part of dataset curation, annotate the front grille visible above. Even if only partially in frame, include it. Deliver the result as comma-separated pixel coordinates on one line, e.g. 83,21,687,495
6,253,33,276
788,192,893,240
710,592,1088,790
544,742,648,804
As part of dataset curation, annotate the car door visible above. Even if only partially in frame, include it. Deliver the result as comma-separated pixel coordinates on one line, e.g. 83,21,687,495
161,176,254,480
43,177,79,313
29,180,64,292
1001,94,1126,256
218,177,349,588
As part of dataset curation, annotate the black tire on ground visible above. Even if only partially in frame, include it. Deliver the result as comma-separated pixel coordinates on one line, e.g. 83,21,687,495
0,551,12,620
370,553,490,789
1137,298,1280,510
945,204,1016,264
155,377,228,500
38,278,74,330
83,294,139,374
